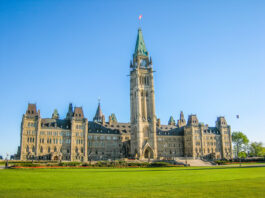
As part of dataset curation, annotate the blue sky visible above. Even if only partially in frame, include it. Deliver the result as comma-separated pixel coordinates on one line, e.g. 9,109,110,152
0,0,265,157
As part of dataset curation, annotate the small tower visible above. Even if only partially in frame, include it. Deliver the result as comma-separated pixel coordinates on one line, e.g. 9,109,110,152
52,109,59,119
168,116,176,126
109,113,117,125
93,100,105,123
187,114,199,126
177,111,186,127
66,103,73,119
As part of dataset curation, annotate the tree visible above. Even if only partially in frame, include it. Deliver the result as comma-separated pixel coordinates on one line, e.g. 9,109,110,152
232,131,249,158
249,142,265,157
238,151,247,159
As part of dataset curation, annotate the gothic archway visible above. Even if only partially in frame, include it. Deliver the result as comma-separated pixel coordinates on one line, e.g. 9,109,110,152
144,147,154,159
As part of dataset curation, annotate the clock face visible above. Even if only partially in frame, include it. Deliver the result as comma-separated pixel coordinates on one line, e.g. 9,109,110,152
140,59,147,67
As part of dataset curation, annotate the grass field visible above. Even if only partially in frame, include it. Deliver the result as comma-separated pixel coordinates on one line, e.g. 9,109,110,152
0,166,265,198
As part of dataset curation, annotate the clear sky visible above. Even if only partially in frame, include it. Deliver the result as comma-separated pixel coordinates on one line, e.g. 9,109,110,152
0,0,265,157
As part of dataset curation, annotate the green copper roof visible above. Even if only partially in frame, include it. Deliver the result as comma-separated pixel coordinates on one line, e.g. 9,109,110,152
110,113,117,122
168,116,175,124
52,109,59,119
134,28,148,57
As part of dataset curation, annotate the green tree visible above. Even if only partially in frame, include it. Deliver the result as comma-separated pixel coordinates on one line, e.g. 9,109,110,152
232,131,249,158
238,151,247,159
249,142,265,157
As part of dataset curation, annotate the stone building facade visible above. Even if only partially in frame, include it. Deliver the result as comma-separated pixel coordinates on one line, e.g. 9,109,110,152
19,28,233,161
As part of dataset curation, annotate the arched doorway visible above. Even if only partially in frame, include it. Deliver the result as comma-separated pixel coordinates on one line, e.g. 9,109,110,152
144,147,154,159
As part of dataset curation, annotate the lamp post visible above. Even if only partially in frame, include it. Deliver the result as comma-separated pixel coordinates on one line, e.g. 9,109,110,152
5,153,9,168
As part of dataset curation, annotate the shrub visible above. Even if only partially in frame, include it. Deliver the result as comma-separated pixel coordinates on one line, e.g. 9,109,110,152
148,162,171,167
58,162,81,167
14,163,40,167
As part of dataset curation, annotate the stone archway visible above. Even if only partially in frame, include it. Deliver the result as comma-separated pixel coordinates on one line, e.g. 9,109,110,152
144,147,154,159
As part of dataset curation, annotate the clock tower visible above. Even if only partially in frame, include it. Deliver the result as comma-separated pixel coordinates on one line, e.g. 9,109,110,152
130,28,157,160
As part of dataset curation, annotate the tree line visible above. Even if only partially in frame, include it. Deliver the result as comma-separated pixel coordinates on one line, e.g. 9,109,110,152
232,131,265,158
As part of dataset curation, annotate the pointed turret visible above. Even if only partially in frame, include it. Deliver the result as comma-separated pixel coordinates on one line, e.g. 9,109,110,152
109,113,117,125
134,28,148,58
52,109,59,119
93,101,104,123
131,28,151,69
168,116,176,126
66,103,73,119
177,111,186,127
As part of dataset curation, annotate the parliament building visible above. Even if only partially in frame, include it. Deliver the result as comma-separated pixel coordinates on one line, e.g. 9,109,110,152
19,28,233,161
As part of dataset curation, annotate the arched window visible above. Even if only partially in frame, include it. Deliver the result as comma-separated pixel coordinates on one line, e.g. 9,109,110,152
75,147,78,153
26,146,29,152
81,147,84,153
48,147,51,153
54,147,57,152
32,146,35,152
40,146,43,153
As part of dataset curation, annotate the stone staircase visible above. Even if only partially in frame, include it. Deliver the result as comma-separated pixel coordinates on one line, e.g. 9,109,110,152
175,158,214,167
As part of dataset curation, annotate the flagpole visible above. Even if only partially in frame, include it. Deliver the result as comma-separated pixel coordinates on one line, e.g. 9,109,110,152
139,14,142,28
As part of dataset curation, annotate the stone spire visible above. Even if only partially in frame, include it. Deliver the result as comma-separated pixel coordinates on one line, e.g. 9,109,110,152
66,103,73,119
93,100,104,123
134,28,148,58
177,111,186,127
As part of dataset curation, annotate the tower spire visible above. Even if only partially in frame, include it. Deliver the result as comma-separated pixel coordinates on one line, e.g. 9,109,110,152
93,99,104,122
134,28,148,58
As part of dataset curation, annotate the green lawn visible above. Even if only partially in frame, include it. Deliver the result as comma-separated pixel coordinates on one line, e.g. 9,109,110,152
0,166,264,198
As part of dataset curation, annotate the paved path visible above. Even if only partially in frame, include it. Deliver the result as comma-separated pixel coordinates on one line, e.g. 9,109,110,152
0,165,6,169
175,159,213,166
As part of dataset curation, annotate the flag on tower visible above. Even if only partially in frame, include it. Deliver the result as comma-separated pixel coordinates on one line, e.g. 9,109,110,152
139,14,142,20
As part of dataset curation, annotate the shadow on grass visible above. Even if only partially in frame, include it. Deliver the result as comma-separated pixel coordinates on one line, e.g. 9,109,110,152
38,165,265,174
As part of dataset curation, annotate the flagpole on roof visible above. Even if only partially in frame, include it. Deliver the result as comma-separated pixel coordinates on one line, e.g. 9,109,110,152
139,14,142,28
